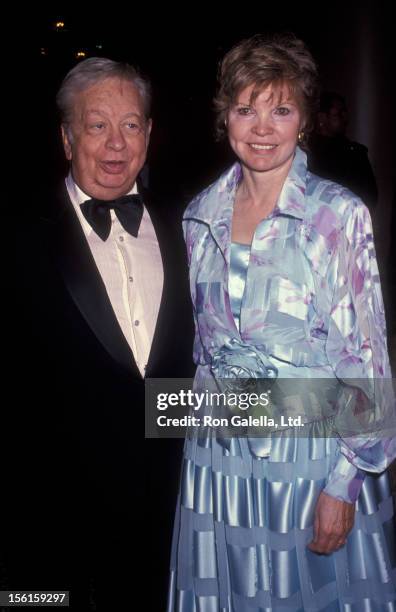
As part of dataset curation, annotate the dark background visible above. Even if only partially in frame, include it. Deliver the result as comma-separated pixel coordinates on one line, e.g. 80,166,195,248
19,5,394,217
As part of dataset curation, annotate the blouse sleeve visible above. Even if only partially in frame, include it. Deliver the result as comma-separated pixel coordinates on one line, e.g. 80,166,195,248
323,197,396,503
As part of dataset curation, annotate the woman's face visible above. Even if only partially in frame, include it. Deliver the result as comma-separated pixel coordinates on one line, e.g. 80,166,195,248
227,83,303,176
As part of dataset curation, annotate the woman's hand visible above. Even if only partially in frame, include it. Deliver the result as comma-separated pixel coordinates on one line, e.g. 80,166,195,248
307,491,355,554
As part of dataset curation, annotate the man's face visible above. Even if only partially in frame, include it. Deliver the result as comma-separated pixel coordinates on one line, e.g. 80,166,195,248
319,99,348,137
62,77,152,200
326,100,348,135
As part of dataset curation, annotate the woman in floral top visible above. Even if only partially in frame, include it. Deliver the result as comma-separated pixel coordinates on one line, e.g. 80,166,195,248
168,33,395,611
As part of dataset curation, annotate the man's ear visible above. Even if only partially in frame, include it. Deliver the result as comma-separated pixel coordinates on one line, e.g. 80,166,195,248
61,124,73,161
146,118,153,142
317,111,327,128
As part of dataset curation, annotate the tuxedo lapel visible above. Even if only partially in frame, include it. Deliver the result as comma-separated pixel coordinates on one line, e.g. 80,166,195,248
48,186,141,377
141,186,190,378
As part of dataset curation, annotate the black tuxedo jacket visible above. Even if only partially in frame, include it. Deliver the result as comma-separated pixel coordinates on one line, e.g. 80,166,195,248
3,182,195,608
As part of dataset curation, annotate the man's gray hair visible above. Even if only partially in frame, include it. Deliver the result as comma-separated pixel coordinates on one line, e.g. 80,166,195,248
56,57,152,126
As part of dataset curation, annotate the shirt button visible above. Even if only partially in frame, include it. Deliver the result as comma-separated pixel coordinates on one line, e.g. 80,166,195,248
134,320,140,326
119,236,124,242
129,276,134,282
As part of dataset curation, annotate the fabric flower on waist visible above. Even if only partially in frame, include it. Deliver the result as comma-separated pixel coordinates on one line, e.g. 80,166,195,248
209,342,277,455
211,341,278,383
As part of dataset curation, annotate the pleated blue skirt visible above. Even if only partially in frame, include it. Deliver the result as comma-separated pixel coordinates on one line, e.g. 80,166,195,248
167,431,396,611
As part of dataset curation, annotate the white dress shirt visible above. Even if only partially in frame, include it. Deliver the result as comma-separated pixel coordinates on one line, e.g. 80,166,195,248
65,174,164,377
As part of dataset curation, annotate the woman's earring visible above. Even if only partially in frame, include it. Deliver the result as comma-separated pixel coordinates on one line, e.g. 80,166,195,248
298,130,305,143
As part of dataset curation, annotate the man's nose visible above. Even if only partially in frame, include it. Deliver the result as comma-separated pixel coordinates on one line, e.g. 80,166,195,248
105,127,126,150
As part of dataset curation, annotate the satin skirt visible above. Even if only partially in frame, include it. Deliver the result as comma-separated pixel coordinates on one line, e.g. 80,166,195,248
167,431,396,611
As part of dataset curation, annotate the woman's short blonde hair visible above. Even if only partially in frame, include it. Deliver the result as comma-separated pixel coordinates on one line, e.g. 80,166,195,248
214,33,319,142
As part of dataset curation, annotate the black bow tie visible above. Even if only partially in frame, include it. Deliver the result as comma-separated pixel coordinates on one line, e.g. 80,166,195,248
80,194,144,241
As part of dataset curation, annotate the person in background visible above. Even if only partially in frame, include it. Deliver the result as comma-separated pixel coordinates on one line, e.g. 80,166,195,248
308,91,378,210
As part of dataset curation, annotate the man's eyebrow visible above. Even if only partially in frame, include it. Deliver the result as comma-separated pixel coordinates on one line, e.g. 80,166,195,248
120,112,144,120
85,110,143,118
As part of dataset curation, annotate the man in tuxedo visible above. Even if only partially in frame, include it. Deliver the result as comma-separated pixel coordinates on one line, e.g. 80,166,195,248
3,58,194,608
308,91,378,211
